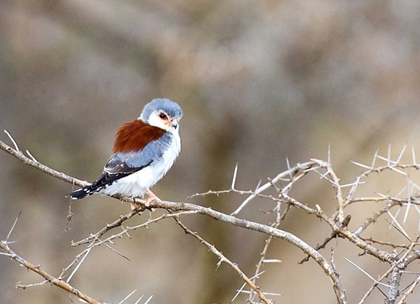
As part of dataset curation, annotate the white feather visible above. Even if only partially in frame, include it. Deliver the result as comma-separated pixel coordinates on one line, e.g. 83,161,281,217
100,129,181,198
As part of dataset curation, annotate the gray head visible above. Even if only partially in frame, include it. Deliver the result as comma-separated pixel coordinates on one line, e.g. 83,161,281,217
139,98,183,132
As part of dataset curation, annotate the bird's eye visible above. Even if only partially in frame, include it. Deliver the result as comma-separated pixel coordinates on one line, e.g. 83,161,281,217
159,112,168,120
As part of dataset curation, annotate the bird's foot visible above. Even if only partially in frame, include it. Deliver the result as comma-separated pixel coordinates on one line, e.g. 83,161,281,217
130,200,144,211
130,190,159,211
144,189,160,210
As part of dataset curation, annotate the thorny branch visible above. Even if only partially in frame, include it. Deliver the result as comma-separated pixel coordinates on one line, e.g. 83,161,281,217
0,242,101,304
172,215,273,304
0,219,100,304
3,135,420,303
0,135,87,188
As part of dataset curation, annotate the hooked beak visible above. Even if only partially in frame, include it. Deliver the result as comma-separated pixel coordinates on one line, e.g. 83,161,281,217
168,118,179,129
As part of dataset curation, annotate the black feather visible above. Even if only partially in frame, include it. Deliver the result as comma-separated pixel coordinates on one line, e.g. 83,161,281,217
69,188,91,200
69,163,150,200
70,142,156,200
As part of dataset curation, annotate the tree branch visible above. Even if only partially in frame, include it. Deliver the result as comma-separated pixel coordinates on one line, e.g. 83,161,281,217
0,140,87,188
0,240,100,304
172,215,274,304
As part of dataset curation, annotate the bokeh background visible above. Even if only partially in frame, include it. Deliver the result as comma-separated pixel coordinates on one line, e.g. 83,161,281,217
1,1,420,303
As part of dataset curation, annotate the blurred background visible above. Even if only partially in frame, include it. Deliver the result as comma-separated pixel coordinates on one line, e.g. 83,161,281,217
1,1,420,303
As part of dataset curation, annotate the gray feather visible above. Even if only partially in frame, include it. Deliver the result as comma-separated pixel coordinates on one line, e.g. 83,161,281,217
139,98,183,122
105,132,173,174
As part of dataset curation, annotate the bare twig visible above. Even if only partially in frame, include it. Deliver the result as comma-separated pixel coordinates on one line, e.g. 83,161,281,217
249,201,283,302
171,215,274,304
397,276,420,304
0,241,100,304
16,280,49,289
0,140,87,187
71,210,196,247
8,133,420,303
230,161,317,215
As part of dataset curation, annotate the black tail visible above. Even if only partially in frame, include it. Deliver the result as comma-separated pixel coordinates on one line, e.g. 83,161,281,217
70,185,96,200
70,172,123,199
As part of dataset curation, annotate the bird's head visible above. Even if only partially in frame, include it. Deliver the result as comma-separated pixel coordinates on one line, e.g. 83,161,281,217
139,98,183,133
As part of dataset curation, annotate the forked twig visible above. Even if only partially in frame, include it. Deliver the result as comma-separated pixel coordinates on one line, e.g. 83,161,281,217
0,240,100,304
171,214,274,304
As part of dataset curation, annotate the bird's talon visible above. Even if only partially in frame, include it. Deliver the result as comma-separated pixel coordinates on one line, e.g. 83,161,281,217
144,198,157,211
130,202,144,211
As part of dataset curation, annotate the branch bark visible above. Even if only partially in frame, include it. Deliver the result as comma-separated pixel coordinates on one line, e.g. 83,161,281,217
0,138,348,303
0,241,100,304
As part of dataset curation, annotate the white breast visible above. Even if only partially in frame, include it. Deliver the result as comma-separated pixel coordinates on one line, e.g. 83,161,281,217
100,131,181,198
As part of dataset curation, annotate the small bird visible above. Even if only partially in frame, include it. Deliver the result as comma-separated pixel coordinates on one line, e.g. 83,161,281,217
70,98,183,208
